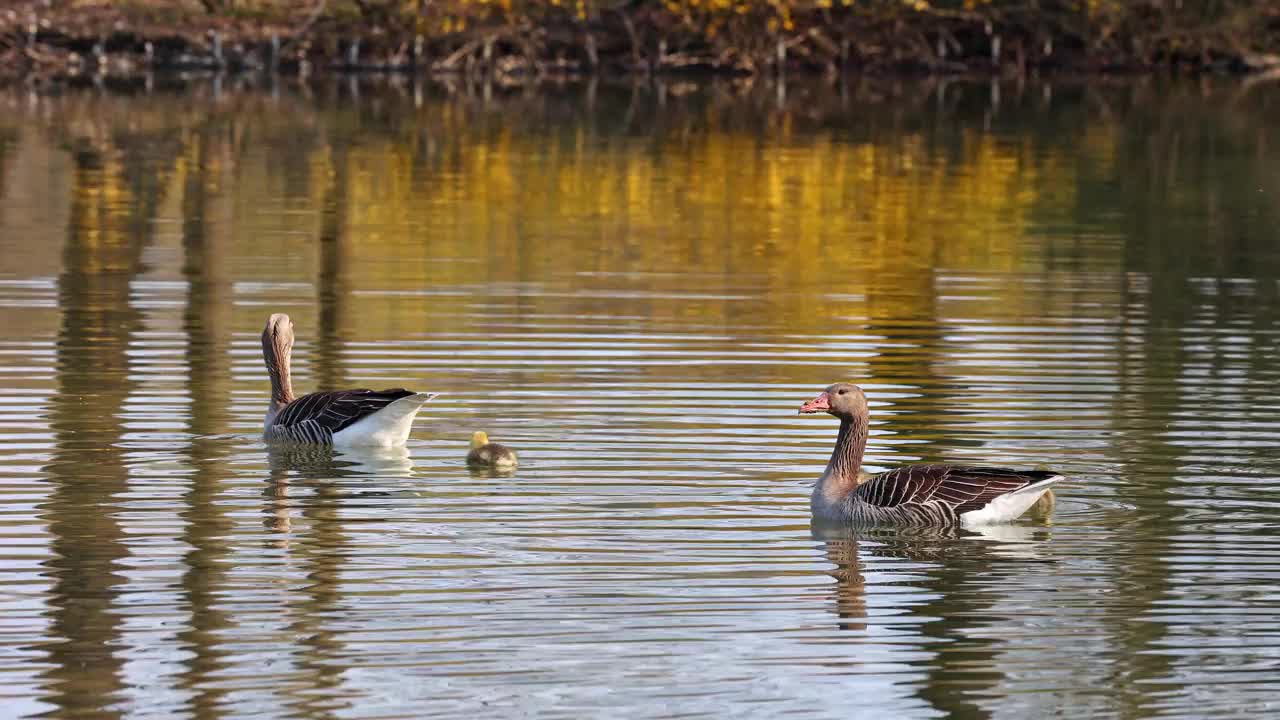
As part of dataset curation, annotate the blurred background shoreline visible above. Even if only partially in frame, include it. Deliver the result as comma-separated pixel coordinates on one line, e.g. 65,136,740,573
4,0,1280,85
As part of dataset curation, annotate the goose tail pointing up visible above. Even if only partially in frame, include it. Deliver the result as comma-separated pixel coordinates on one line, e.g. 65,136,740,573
958,474,1063,527
331,392,439,447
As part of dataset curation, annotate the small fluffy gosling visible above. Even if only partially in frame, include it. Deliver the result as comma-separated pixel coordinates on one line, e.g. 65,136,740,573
466,431,518,469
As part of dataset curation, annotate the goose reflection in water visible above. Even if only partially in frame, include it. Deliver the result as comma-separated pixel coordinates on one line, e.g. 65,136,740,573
814,521,1058,632
263,444,416,541
813,521,1058,716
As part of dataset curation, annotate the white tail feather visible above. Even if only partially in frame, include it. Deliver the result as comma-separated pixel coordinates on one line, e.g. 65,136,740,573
332,392,438,447
959,475,1063,527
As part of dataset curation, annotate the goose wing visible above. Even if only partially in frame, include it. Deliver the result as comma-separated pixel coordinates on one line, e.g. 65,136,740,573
272,388,417,442
855,464,1058,514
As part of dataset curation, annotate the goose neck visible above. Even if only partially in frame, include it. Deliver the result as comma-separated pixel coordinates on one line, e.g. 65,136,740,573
814,414,868,508
263,335,295,412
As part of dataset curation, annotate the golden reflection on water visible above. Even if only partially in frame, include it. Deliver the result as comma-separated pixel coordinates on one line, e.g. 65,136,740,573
4,77,1272,346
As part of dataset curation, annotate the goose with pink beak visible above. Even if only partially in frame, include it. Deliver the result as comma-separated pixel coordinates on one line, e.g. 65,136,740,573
799,382,1062,527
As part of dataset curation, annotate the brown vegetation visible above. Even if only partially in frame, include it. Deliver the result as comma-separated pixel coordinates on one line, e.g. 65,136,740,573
2,1,1279,82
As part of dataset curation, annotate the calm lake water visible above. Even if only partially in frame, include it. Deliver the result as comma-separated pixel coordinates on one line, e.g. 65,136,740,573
1,75,1279,719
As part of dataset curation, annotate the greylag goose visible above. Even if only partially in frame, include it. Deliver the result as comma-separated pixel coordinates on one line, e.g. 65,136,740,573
466,431,518,469
799,382,1062,527
261,313,437,446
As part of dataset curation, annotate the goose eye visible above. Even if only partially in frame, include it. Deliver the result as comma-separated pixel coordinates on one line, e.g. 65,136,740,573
837,388,848,395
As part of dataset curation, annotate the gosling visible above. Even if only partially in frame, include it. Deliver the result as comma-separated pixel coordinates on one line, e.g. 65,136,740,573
466,431,518,469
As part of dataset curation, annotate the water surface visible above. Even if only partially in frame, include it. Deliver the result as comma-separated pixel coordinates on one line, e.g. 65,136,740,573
1,76,1279,718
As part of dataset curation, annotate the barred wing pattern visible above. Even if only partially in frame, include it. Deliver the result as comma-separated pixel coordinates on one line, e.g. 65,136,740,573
266,388,417,444
852,465,1059,525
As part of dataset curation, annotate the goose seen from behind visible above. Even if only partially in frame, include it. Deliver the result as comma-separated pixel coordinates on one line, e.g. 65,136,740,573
799,382,1062,527
262,313,436,447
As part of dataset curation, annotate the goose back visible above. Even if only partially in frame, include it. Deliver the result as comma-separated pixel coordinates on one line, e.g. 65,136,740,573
816,465,1062,526
266,388,419,445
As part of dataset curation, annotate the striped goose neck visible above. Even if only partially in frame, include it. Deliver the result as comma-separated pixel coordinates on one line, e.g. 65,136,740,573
816,413,868,507
262,331,295,415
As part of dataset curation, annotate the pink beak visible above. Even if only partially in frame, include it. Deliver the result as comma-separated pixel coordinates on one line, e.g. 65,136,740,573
799,391,830,414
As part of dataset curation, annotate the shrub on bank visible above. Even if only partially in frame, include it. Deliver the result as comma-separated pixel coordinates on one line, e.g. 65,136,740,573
4,0,1278,78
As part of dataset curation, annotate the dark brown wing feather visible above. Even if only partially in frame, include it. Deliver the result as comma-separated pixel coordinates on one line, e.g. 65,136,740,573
274,388,416,435
855,464,1058,514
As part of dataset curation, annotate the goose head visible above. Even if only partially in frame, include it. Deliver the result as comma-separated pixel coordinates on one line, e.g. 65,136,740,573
799,382,868,421
262,313,295,359
470,431,490,450
262,313,297,409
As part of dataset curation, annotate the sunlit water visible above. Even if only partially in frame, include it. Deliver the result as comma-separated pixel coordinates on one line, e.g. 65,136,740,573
1,76,1279,718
